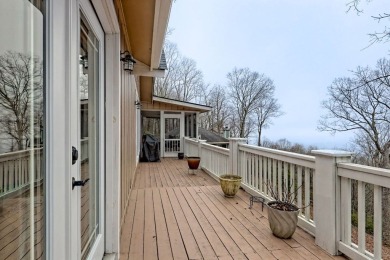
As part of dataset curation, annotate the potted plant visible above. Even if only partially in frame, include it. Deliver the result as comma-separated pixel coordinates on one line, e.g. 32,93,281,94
219,174,242,197
187,156,201,169
265,181,305,239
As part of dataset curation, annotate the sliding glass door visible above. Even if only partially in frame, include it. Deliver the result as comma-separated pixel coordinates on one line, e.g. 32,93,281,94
0,0,45,259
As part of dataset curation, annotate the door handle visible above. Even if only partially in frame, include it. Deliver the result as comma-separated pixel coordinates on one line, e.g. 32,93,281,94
72,177,90,190
72,146,78,165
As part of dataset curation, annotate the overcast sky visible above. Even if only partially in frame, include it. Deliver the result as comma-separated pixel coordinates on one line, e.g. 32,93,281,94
168,0,389,149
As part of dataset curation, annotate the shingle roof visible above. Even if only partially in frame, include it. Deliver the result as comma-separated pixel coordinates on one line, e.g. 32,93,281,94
158,50,167,70
166,127,228,143
198,128,228,143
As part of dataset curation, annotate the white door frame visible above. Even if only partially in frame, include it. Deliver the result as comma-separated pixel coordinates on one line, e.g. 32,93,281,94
47,0,121,258
46,0,79,259
161,111,185,157
78,0,105,259
47,0,106,258
91,0,121,255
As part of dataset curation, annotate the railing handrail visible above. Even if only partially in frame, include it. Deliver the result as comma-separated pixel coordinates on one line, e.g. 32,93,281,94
201,142,229,156
338,162,390,177
0,148,43,162
184,137,198,143
239,143,315,169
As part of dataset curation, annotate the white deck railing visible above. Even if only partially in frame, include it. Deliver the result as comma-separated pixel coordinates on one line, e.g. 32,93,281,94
184,138,199,157
183,137,390,259
238,143,316,235
337,163,390,260
200,143,230,178
165,139,181,153
0,148,43,197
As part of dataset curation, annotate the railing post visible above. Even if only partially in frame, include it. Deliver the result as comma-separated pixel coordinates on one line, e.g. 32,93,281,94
228,138,247,175
198,139,206,157
311,150,353,255
183,137,187,156
198,140,206,167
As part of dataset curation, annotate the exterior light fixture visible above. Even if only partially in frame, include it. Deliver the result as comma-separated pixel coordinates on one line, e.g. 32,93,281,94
80,55,88,74
120,51,136,72
223,125,230,139
134,100,141,109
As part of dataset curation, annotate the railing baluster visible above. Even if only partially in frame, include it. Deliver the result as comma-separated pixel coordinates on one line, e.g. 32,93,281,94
17,158,21,186
297,165,302,210
0,164,3,194
340,177,352,244
304,168,310,220
278,160,282,200
244,151,248,183
283,162,288,198
248,154,252,186
266,157,273,197
4,161,9,192
259,156,263,193
251,154,256,188
357,181,366,253
373,185,382,260
272,159,277,194
290,164,295,201
254,155,259,190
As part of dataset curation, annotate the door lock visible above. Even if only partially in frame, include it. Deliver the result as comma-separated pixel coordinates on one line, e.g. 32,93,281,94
72,177,90,190
72,146,78,165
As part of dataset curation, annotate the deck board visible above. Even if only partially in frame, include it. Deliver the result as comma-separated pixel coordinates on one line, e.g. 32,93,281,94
120,158,347,260
152,188,173,260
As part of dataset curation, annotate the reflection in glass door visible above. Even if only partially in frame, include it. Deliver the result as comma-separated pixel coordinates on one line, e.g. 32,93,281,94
79,12,100,259
0,1,45,259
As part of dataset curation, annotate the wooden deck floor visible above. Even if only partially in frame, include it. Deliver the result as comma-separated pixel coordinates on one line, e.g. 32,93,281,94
120,158,347,260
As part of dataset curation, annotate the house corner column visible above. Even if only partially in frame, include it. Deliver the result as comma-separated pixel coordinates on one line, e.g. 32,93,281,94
311,150,353,255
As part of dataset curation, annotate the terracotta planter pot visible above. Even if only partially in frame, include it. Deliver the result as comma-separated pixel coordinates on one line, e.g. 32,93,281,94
187,157,200,169
219,174,242,197
267,201,299,239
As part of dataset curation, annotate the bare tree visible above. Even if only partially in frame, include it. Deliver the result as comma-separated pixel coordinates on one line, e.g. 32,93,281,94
171,57,204,102
200,84,230,134
227,67,277,138
255,97,283,146
154,41,180,98
347,0,390,47
319,58,390,168
154,41,205,102
0,51,43,151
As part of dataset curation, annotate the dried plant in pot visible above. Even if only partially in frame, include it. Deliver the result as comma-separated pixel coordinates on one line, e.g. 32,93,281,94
266,181,306,239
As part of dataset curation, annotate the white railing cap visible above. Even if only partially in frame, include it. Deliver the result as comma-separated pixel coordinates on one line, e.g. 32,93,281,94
228,138,247,141
311,150,354,157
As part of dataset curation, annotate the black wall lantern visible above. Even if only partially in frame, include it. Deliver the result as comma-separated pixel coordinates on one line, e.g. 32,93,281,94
134,100,141,109
80,55,88,74
120,51,136,72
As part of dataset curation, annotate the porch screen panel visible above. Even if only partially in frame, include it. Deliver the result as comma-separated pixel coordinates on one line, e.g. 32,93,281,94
0,0,45,259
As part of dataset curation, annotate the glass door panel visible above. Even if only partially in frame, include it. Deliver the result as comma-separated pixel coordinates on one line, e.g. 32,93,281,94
79,12,99,260
0,1,45,259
